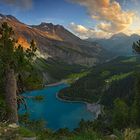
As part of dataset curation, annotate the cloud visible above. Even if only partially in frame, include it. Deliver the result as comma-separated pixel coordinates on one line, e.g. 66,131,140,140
124,17,140,35
0,0,33,10
131,0,139,4
69,22,112,39
71,0,135,33
70,22,89,34
123,29,140,35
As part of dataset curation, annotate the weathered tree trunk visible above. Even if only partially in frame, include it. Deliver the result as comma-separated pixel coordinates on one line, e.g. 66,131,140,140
5,67,18,123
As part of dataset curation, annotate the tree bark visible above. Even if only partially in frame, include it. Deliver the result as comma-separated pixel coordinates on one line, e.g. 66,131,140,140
5,67,18,123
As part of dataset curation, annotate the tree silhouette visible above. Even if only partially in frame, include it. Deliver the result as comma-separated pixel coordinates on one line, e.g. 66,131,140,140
0,22,36,123
131,40,140,126
132,40,140,54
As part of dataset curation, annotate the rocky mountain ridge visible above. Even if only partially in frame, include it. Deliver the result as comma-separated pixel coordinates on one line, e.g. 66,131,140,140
87,33,140,56
0,13,109,66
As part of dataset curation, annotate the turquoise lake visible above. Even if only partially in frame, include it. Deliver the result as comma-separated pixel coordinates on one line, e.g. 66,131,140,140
19,84,95,130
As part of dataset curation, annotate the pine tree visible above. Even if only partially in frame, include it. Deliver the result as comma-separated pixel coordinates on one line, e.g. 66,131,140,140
131,74,140,126
0,22,36,123
131,40,140,126
112,98,129,129
133,40,140,54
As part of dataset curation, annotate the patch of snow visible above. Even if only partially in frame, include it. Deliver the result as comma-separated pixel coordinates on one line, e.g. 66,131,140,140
43,25,49,30
35,50,51,59
27,26,32,29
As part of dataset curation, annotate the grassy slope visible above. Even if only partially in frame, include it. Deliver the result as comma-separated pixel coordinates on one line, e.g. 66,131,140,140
1,123,140,140
59,56,140,105
34,57,86,83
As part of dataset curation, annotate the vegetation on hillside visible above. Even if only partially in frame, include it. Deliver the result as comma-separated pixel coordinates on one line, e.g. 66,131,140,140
34,57,86,83
59,56,139,104
56,40,140,139
1,22,140,140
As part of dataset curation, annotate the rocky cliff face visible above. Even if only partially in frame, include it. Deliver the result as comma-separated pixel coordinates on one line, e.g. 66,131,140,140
0,13,108,66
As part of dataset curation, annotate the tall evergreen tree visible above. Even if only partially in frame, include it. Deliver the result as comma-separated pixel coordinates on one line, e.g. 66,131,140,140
133,40,140,54
131,40,140,126
0,22,36,123
112,98,129,129
131,74,140,126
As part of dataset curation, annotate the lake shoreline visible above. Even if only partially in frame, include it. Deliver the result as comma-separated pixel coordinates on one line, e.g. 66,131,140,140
45,80,67,87
56,91,101,119
45,81,101,118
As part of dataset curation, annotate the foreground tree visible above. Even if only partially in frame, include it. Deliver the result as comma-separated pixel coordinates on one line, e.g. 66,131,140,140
131,74,140,126
131,40,140,126
0,22,36,123
112,98,129,129
133,40,140,54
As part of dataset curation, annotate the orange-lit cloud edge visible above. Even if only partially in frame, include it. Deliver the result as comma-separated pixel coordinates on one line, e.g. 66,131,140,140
69,0,140,39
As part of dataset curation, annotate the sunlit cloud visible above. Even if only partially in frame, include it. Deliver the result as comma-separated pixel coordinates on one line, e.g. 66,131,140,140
124,17,140,35
69,22,112,39
69,0,137,38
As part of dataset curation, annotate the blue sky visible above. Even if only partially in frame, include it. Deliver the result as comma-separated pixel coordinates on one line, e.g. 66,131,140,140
0,0,140,38
0,0,91,26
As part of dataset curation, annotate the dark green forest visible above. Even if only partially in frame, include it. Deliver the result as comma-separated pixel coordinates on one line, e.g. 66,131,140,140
59,56,138,104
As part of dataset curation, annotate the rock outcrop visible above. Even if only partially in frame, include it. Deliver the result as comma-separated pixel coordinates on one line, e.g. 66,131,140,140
0,13,109,66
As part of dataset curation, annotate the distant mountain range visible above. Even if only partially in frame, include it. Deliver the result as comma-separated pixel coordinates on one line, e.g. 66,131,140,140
0,13,109,66
86,33,140,56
